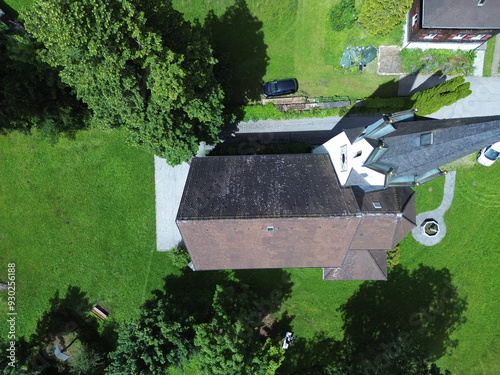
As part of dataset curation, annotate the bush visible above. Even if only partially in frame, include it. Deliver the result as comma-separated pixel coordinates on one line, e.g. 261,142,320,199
399,48,476,76
358,0,412,35
329,0,358,31
387,245,400,268
242,103,349,121
411,76,472,116
168,247,192,269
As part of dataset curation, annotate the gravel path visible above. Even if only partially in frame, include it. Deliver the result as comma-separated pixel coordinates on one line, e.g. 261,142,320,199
412,171,456,246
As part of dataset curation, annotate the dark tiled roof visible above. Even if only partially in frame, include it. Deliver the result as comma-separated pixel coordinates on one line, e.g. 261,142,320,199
177,154,359,220
423,0,500,29
354,187,414,214
323,250,388,281
380,116,500,176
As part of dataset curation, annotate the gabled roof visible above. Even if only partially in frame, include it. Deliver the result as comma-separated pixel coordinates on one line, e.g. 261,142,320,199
379,116,500,176
176,155,416,274
177,154,359,220
422,0,500,30
323,250,388,281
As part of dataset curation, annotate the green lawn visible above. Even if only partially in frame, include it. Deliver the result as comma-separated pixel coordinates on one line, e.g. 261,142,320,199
0,129,174,340
173,0,402,99
483,36,496,77
281,160,500,375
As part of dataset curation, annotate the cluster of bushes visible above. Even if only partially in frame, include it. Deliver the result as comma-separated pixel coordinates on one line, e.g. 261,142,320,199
400,48,476,76
242,103,349,122
329,0,358,31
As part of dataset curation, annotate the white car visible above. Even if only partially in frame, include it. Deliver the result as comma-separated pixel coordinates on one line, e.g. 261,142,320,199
477,141,500,167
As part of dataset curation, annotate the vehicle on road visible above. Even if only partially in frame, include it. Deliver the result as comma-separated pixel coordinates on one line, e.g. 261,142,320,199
262,79,298,98
477,141,500,166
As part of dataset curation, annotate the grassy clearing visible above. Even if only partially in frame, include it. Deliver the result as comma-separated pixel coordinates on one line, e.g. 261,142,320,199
173,0,403,99
0,129,174,340
482,36,496,77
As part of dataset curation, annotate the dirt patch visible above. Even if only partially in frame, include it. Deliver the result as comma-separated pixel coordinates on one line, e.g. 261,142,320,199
378,46,403,75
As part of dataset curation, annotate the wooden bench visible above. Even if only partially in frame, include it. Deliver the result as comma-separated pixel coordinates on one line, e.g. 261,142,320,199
91,304,110,320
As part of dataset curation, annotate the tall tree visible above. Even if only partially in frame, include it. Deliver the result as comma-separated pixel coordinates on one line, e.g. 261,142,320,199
0,29,88,138
24,0,225,165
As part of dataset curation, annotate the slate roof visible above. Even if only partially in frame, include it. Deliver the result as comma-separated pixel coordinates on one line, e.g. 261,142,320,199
177,154,359,220
422,0,500,29
379,116,500,176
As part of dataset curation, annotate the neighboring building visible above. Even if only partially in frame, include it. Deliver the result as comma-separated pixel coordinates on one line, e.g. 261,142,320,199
408,0,500,44
176,112,500,280
314,111,500,190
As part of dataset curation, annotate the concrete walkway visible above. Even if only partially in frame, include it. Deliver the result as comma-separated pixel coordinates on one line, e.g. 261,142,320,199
412,171,456,246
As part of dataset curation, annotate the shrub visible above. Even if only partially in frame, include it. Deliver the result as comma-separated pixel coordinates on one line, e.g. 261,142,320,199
411,76,472,116
242,103,349,121
329,0,358,31
168,247,192,269
387,245,400,268
358,0,412,35
399,48,476,76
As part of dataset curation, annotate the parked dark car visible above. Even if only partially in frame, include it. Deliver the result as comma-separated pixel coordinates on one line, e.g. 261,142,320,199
262,79,298,98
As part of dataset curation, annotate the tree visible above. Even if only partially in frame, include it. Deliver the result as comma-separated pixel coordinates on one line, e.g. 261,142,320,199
0,28,89,138
411,76,471,116
106,298,193,374
358,0,412,35
24,0,225,165
194,284,284,375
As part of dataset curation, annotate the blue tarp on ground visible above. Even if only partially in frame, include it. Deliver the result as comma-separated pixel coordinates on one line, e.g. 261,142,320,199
340,46,378,68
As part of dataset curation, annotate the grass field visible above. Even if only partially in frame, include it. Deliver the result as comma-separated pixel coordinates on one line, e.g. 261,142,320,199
0,129,174,340
482,37,496,77
173,0,402,99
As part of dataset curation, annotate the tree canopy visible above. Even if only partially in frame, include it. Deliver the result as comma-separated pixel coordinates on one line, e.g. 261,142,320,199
358,0,412,35
24,0,225,165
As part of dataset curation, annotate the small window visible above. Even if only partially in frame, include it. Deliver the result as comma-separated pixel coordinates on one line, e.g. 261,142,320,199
453,34,467,40
373,202,382,209
354,150,362,158
424,33,438,40
420,132,433,146
266,226,274,232
471,34,485,40
477,0,487,6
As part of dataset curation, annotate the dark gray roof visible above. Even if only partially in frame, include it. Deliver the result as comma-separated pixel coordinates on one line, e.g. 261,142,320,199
177,154,359,220
379,116,500,176
423,0,500,29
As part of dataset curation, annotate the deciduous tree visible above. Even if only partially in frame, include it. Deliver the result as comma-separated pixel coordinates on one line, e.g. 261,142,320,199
24,0,225,165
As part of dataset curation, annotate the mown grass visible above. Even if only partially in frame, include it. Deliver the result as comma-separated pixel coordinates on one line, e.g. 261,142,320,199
283,161,500,374
173,0,403,99
0,129,174,340
482,36,496,77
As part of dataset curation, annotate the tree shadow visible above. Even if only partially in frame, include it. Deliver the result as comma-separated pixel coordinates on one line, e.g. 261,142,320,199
21,285,114,374
204,0,269,110
277,264,466,374
339,264,467,370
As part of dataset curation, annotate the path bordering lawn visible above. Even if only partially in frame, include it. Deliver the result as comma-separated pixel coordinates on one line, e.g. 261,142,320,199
412,171,456,246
